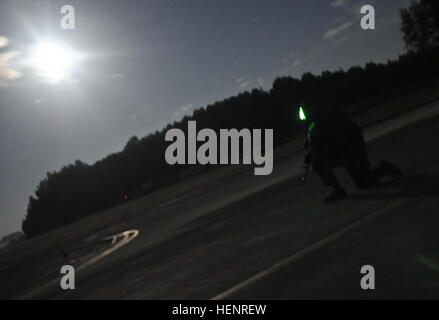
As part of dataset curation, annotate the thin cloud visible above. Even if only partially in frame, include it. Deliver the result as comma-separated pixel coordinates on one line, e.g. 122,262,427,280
236,76,267,90
281,58,302,75
236,77,251,88
172,103,194,119
0,35,21,84
181,103,193,112
256,77,265,87
281,50,300,66
240,79,251,88
0,36,8,48
0,51,21,81
323,21,353,40
331,0,349,7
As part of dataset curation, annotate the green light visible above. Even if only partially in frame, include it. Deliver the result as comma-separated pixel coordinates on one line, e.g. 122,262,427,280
299,106,307,121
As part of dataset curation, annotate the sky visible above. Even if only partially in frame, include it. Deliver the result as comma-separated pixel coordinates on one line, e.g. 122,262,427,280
0,0,411,238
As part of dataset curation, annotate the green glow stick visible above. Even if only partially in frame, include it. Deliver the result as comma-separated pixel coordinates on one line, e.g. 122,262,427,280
299,106,307,121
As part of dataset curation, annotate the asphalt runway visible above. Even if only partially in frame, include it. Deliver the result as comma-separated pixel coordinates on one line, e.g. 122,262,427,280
25,101,439,299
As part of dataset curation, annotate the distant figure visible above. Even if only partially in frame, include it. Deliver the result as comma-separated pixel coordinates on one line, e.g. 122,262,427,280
299,103,402,203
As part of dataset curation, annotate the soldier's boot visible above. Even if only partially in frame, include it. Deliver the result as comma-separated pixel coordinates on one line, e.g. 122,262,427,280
379,160,402,180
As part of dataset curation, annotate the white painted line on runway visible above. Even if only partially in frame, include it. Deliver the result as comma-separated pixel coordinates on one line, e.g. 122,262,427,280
19,229,139,299
77,229,139,271
211,200,405,300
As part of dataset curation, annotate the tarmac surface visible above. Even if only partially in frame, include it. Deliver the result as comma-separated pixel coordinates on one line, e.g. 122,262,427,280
12,100,439,299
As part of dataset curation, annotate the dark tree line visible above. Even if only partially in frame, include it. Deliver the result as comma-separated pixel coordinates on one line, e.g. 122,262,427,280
22,1,439,236
401,0,439,52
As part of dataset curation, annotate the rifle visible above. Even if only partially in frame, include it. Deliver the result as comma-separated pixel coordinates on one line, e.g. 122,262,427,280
301,152,312,183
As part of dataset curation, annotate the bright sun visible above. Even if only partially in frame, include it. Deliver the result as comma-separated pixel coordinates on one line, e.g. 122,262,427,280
31,41,77,83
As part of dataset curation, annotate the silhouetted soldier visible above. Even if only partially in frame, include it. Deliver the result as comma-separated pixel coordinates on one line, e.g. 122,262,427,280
300,103,402,202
